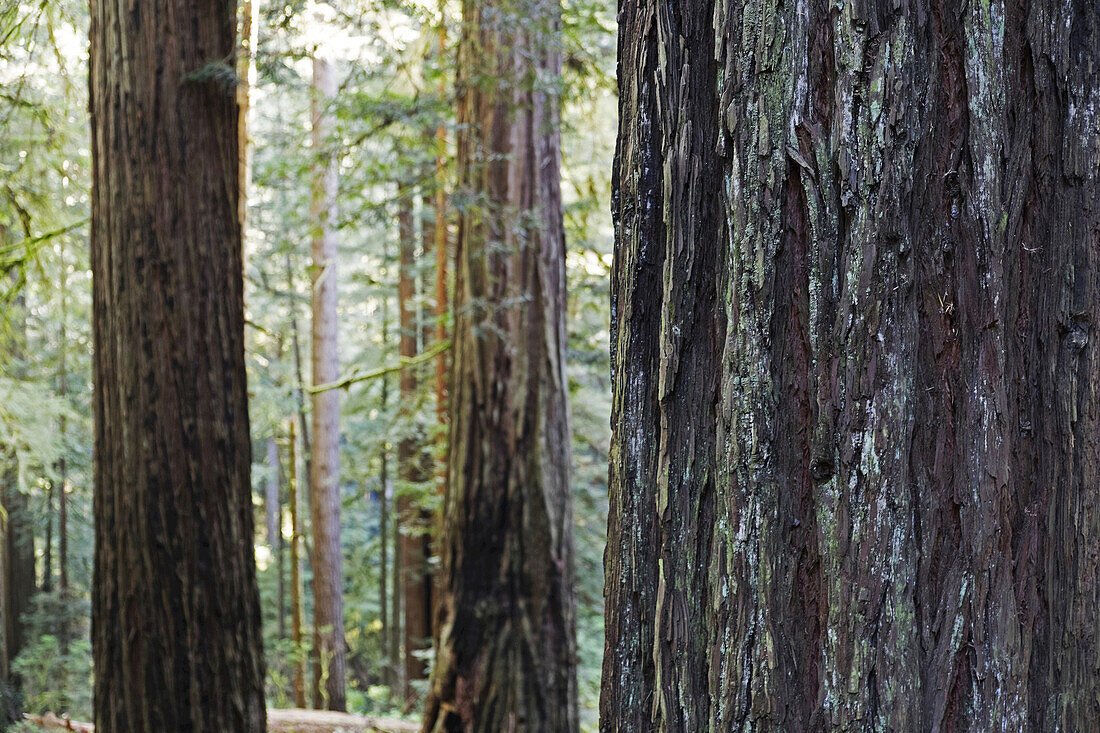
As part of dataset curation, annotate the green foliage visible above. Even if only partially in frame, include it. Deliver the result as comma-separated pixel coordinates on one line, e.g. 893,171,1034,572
3,0,614,723
11,592,93,720
182,59,240,90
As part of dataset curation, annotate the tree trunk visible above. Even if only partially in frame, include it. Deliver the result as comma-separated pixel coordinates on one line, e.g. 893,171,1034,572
604,0,1100,730
289,419,308,709
421,0,577,727
286,256,315,707
390,482,404,704
429,20,451,646
43,483,53,593
266,436,287,640
431,9,450,471
3,266,35,722
397,183,431,706
309,53,346,712
237,0,257,237
57,243,69,634
266,438,281,551
2,446,34,719
379,264,393,691
379,397,391,690
88,0,266,728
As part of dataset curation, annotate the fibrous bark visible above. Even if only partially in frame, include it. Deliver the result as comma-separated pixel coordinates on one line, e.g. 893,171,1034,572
421,0,578,728
605,0,1100,730
89,0,266,729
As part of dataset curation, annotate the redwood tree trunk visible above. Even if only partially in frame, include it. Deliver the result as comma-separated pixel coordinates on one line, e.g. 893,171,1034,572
397,183,431,705
289,419,307,709
604,0,1100,730
309,53,347,712
89,0,266,729
421,0,577,727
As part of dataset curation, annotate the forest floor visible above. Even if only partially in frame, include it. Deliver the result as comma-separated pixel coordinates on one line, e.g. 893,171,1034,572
23,709,420,732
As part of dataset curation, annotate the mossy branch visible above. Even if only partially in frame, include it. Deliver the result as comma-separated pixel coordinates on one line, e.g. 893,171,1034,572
309,339,451,394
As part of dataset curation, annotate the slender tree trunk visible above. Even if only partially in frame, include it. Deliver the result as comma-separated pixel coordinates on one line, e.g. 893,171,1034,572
58,316,69,652
309,52,346,712
41,320,54,596
421,0,577,727
265,436,287,641
379,412,391,688
267,435,281,545
432,8,450,461
397,183,431,706
288,419,307,709
604,0,1100,730
266,438,280,552
390,482,403,704
3,272,35,721
1,447,34,720
57,247,69,633
379,276,392,690
287,256,314,517
237,0,257,237
429,22,452,647
43,485,53,593
88,0,266,728
285,256,317,708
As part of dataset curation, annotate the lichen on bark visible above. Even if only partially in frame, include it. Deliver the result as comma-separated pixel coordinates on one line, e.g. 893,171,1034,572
605,0,1100,729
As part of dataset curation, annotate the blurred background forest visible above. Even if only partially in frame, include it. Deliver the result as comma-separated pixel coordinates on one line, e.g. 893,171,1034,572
0,0,614,727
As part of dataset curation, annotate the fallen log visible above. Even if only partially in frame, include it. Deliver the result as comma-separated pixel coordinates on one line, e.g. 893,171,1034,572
21,714,93,732
268,709,419,732
24,709,419,733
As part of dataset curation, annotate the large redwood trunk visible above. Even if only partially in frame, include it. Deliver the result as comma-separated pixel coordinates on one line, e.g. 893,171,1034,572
421,0,578,727
89,0,266,729
604,0,1100,730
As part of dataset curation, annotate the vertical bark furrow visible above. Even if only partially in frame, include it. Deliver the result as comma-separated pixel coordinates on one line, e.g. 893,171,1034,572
422,0,577,728
601,0,664,728
607,0,1100,728
90,1,266,730
649,0,723,730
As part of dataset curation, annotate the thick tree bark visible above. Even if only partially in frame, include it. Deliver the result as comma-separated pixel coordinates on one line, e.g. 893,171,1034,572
88,0,266,729
421,0,577,727
604,0,1100,730
397,184,431,705
309,53,347,712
